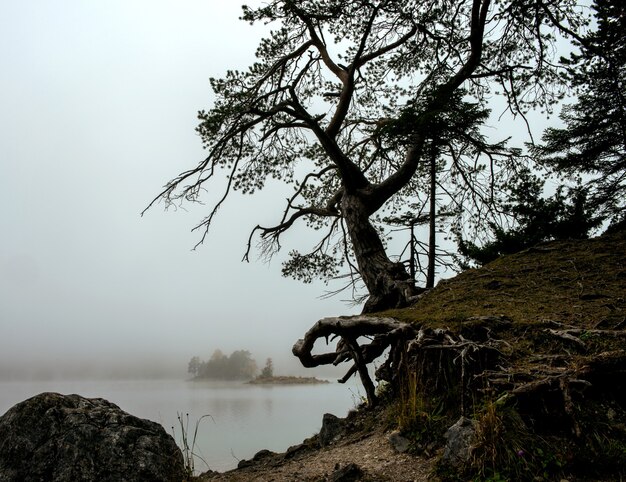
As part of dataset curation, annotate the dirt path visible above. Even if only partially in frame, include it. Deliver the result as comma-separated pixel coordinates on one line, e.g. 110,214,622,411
201,429,437,482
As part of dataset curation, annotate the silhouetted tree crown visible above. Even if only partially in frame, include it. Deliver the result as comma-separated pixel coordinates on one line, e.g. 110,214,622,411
536,0,626,225
147,0,588,311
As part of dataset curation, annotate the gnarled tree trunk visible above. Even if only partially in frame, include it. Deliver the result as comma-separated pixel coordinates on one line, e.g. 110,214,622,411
341,192,417,313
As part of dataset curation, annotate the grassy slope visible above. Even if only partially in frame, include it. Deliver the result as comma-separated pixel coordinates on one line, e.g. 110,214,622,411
383,229,625,330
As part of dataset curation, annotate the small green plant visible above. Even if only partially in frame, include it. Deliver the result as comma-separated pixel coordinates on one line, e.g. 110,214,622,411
396,369,419,431
535,446,564,476
392,364,447,451
477,472,507,482
349,386,367,409
467,400,565,482
579,428,626,476
172,412,213,479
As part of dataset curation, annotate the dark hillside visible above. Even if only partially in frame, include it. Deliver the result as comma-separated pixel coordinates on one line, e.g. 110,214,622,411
379,227,626,480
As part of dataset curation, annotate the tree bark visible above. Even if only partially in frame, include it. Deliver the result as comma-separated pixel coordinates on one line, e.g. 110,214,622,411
341,192,417,313
426,153,437,289
409,220,416,281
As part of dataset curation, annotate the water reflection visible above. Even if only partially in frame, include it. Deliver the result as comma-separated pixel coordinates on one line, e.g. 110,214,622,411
0,378,359,472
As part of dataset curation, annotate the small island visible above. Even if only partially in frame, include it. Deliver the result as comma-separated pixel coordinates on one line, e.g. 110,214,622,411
187,352,329,385
247,375,329,385
248,357,329,384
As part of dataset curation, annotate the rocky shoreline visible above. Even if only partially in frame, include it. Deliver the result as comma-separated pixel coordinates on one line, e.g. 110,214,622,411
0,391,434,482
197,408,436,481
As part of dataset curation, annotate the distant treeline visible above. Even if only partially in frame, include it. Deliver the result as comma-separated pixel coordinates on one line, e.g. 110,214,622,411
188,350,272,380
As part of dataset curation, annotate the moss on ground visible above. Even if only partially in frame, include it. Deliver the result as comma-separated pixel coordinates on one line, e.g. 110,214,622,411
381,229,625,330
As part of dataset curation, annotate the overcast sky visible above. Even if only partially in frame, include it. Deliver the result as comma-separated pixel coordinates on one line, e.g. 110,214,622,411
0,0,575,381
0,0,360,379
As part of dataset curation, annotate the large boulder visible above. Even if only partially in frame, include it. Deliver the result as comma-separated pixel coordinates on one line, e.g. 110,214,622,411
0,392,185,482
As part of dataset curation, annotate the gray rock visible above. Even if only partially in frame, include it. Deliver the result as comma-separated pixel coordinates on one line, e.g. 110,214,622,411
387,430,410,453
237,447,279,468
283,442,307,460
441,416,477,468
327,462,363,482
0,392,185,482
252,448,276,461
237,458,254,469
319,413,344,447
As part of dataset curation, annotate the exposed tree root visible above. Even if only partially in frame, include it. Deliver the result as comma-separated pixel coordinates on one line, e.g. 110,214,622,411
292,316,508,409
292,316,416,406
294,313,626,478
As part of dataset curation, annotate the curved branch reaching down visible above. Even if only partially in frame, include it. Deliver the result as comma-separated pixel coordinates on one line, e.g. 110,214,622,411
292,315,416,406
243,204,340,262
280,166,339,226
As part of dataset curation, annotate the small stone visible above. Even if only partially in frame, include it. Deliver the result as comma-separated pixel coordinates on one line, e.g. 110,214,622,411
388,430,411,453
282,443,306,460
252,448,275,461
441,416,477,468
237,458,253,469
327,463,363,482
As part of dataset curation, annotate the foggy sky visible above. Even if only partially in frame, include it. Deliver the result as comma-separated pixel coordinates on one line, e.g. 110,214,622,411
0,0,357,379
0,1,566,381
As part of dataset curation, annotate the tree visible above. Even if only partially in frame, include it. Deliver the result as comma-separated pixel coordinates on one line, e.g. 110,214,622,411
228,350,258,379
260,358,274,378
383,95,507,288
194,349,258,380
535,0,626,225
146,0,587,312
456,169,600,266
187,356,201,377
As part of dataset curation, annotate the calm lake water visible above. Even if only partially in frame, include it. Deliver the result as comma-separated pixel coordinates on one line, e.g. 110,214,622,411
0,378,362,472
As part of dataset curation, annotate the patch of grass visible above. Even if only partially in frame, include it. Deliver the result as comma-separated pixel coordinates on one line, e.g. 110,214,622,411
379,229,626,480
589,432,626,470
387,363,450,453
466,400,565,482
172,412,213,479
566,398,626,478
395,368,419,431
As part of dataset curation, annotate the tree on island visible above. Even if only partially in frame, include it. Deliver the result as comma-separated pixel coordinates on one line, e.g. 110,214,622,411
260,358,274,379
187,356,201,377
189,350,258,380
146,0,588,313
